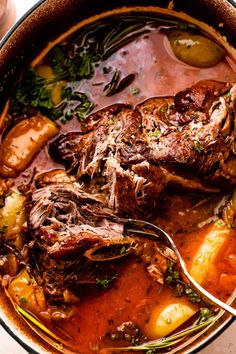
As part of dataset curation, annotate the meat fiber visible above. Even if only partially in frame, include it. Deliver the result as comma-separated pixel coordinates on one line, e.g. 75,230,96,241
137,80,236,186
36,79,236,303
50,80,236,207
50,104,165,216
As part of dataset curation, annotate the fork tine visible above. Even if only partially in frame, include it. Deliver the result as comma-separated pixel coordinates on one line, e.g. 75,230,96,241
116,217,173,247
125,228,162,240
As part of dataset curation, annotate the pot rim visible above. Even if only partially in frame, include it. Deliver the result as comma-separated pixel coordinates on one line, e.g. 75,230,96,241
0,0,44,49
0,1,235,353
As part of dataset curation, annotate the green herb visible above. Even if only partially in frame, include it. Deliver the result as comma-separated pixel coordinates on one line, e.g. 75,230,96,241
120,246,127,255
130,87,140,95
185,283,201,303
50,46,94,81
10,69,55,118
108,115,115,125
214,219,224,226
193,139,205,153
20,297,28,304
165,262,201,304
160,107,167,113
96,275,118,289
103,70,121,96
107,311,217,352
148,129,161,138
0,226,7,235
199,307,213,323
165,262,181,284
224,90,232,98
10,69,95,122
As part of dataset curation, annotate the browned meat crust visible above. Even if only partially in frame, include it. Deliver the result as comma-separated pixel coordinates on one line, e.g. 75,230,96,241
50,80,236,203
34,79,236,303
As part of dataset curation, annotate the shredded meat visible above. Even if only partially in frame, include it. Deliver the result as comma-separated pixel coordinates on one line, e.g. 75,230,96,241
30,80,236,303
50,80,236,192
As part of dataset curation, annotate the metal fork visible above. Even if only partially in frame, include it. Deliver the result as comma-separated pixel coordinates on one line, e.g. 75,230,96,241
116,217,236,317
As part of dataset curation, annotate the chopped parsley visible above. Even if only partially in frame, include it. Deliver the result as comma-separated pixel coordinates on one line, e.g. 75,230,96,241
10,69,95,122
160,107,167,113
193,139,205,153
148,129,161,138
214,219,224,226
108,115,115,125
20,297,28,304
96,275,118,289
130,86,140,95
120,245,127,255
165,261,201,304
0,226,7,235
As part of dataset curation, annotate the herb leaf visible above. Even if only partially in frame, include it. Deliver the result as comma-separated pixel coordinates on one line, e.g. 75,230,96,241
165,261,201,304
10,69,95,122
96,275,118,289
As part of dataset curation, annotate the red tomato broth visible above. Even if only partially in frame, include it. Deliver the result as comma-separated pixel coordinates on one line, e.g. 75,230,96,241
57,258,197,353
59,258,163,353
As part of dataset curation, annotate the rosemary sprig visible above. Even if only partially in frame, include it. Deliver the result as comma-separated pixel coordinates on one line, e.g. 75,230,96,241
4,288,74,354
16,305,62,342
107,313,217,352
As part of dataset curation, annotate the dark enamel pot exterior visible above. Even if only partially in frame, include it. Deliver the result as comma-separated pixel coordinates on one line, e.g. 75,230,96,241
0,0,236,353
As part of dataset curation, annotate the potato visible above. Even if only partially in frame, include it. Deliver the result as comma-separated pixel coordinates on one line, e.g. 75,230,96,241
0,190,26,235
51,80,66,105
35,64,54,79
231,188,236,214
0,115,59,178
190,221,230,283
146,222,230,339
168,30,225,68
8,269,46,314
146,301,196,338
34,65,66,105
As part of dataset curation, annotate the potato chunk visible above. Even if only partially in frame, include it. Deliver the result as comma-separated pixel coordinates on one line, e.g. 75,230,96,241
168,30,225,68
146,300,196,338
190,221,230,284
0,190,26,235
0,115,59,177
8,269,46,314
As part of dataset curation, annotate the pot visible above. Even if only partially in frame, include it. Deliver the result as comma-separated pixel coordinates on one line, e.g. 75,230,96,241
0,0,236,353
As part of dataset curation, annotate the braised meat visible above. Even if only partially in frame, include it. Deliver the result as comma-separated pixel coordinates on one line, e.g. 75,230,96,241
138,80,236,186
50,80,236,195
50,104,164,216
29,182,126,256
28,79,236,304
29,181,171,302
29,182,134,300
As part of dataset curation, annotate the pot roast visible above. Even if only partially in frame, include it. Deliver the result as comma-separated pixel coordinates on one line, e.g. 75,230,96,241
28,80,236,303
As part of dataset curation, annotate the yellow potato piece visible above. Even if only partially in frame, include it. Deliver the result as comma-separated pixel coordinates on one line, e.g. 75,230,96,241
35,64,54,79
0,115,59,177
147,302,196,338
51,80,66,105
0,191,26,234
8,269,46,314
168,30,225,68
190,221,230,284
